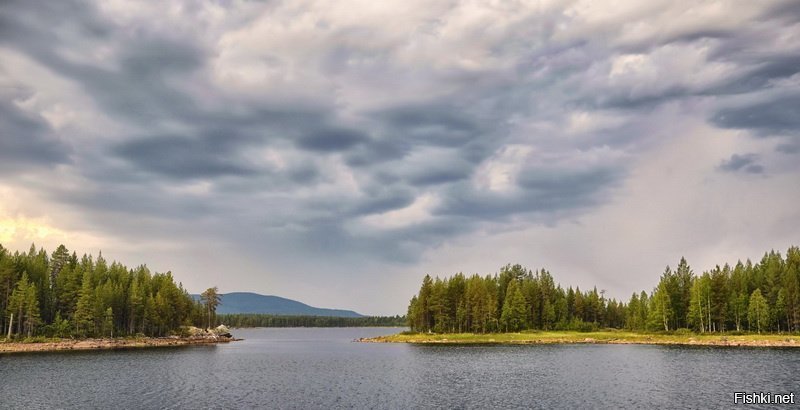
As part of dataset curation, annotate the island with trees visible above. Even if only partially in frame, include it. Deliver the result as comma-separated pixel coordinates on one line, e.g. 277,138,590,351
364,246,800,347
0,243,232,353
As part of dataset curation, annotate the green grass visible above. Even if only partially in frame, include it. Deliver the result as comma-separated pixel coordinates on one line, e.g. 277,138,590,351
366,330,800,346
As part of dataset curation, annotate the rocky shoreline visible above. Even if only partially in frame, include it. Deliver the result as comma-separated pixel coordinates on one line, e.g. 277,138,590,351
0,325,240,354
0,335,237,354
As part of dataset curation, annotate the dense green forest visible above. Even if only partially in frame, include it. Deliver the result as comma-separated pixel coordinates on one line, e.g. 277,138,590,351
0,243,217,339
218,314,406,328
407,246,800,334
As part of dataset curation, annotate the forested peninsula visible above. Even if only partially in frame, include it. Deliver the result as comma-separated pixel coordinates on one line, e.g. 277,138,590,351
381,246,800,346
0,243,230,352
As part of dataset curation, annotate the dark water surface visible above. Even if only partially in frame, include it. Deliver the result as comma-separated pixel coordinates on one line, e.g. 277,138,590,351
1,327,799,409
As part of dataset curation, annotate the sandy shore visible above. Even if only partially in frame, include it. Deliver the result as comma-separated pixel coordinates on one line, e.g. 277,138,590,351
0,336,237,354
359,332,800,347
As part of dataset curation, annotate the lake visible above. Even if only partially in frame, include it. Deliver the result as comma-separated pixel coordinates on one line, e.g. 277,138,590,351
1,327,798,409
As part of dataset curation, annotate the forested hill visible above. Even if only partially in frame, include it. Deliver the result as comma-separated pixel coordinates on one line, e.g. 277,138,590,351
193,292,364,317
217,313,404,328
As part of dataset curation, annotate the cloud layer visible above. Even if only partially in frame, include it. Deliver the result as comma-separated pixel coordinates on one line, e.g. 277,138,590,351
1,0,799,314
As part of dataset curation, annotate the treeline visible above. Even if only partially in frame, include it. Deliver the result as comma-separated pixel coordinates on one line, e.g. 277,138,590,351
1,243,214,339
407,246,800,334
217,314,406,328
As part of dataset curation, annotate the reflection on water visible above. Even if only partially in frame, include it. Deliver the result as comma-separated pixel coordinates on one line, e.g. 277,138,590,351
1,327,798,409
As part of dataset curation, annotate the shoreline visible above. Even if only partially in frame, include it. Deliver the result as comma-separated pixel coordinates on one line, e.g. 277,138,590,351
0,336,238,354
359,331,800,348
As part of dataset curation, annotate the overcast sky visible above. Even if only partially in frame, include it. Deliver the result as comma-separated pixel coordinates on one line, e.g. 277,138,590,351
1,0,799,315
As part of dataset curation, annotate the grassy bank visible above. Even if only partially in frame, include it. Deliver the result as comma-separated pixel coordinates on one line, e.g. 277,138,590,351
360,331,800,347
0,335,236,354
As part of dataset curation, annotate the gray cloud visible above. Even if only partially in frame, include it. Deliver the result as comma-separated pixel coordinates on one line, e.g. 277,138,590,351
372,104,483,148
113,134,260,179
776,141,800,154
0,91,72,171
711,94,800,137
718,154,764,174
1,0,799,314
296,128,367,152
435,165,623,220
407,165,471,186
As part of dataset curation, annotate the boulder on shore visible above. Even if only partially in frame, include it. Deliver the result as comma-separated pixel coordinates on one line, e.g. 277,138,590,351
182,325,233,339
212,325,232,338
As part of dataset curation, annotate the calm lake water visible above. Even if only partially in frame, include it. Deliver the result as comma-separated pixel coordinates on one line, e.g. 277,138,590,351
1,327,799,409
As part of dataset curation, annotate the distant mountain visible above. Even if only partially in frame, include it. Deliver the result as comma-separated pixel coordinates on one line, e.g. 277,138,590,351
193,292,364,317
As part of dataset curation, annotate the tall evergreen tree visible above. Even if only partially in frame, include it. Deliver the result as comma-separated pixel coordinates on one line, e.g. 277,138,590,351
74,271,96,337
500,280,526,332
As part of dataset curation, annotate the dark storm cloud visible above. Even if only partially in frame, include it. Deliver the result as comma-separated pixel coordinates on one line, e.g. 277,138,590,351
49,183,214,220
762,0,800,21
0,0,111,43
776,142,800,154
718,154,764,174
112,134,259,179
344,138,409,167
706,53,800,96
344,102,491,168
517,166,622,196
372,104,482,148
296,128,367,152
0,2,202,127
0,93,72,171
0,0,331,137
286,163,321,184
407,166,470,186
435,166,623,220
0,0,342,189
348,188,415,217
592,87,689,111
711,94,800,137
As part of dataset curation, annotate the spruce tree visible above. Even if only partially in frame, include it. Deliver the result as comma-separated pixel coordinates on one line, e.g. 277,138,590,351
74,271,96,337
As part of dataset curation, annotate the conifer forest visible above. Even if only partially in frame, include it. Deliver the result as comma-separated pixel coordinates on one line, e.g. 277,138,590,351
407,247,800,334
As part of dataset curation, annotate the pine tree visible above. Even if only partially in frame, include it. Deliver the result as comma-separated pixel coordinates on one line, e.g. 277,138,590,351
709,266,729,332
406,295,420,331
674,257,694,329
74,271,96,337
418,276,433,332
500,280,526,332
49,244,70,289
626,292,641,331
200,287,221,330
